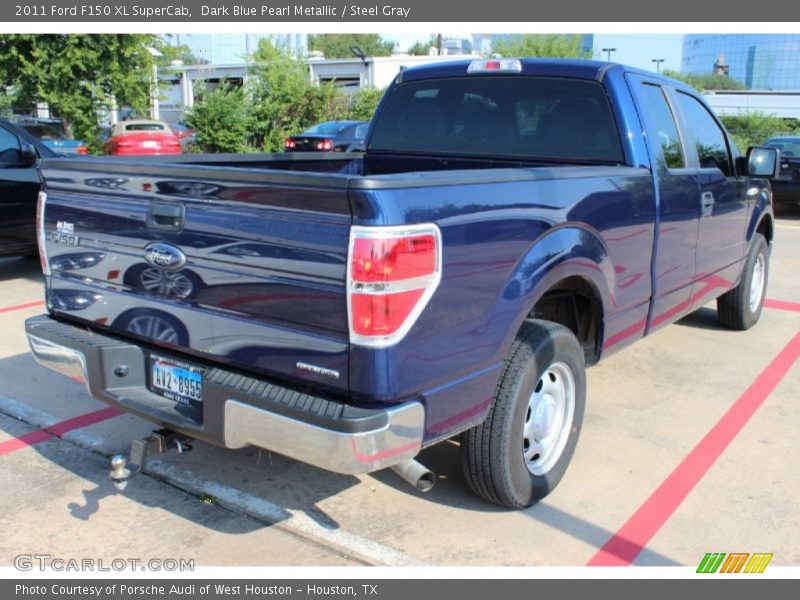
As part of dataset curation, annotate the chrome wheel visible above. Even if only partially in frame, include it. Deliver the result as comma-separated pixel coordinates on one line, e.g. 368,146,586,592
139,267,195,298
124,315,180,343
523,362,576,476
749,253,766,313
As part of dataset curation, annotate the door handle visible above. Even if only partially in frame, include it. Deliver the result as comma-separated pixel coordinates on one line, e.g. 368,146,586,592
147,201,185,232
700,191,715,217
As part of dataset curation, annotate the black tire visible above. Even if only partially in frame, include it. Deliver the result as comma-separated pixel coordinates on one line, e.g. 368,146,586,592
717,234,769,330
461,320,586,509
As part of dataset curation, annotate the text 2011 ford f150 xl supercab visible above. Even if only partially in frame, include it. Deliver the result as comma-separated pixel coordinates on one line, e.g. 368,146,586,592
25,59,779,508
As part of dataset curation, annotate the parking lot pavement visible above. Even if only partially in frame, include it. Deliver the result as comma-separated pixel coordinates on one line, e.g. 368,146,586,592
1,213,798,568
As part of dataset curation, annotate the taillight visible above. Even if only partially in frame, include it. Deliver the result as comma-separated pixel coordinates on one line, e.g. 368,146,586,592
36,191,50,276
316,139,333,151
76,146,88,155
348,224,441,346
285,138,296,149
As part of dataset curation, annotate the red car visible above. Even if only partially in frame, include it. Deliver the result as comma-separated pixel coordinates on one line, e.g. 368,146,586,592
106,120,182,155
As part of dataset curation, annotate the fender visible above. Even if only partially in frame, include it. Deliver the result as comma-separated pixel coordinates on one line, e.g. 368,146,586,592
746,185,774,246
497,224,614,356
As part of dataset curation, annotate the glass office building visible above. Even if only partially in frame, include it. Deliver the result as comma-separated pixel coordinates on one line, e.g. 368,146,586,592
166,34,308,64
682,35,800,90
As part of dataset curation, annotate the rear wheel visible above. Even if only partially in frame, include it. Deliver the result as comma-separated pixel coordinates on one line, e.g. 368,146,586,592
717,234,769,330
461,320,586,509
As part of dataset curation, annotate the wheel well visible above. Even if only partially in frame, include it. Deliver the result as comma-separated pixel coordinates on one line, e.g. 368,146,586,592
528,277,602,366
756,214,773,244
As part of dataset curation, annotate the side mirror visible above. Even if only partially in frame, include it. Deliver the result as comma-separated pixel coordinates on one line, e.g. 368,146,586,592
745,146,779,178
19,142,38,167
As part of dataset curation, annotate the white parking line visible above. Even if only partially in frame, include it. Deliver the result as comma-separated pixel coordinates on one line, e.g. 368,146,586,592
776,223,800,231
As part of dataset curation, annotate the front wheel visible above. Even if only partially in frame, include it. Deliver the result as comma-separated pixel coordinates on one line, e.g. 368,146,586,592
717,233,769,330
461,320,586,509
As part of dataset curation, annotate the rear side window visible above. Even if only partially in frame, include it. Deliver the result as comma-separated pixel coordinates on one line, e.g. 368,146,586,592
676,92,733,176
369,76,625,163
639,84,685,169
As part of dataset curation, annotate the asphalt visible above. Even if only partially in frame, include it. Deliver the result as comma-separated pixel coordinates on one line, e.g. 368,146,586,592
0,207,798,568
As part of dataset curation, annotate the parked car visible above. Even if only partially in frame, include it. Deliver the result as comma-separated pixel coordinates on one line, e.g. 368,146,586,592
763,136,800,207
106,120,182,155
17,122,88,155
284,120,369,152
166,122,196,149
0,118,56,257
28,59,777,509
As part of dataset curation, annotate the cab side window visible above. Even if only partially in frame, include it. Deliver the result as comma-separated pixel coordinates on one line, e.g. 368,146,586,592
0,126,21,165
640,84,685,169
676,92,733,176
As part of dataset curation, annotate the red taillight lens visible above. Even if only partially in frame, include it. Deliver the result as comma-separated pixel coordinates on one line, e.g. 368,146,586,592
77,146,88,155
348,225,441,346
285,138,296,149
36,191,50,276
352,235,436,282
316,139,333,151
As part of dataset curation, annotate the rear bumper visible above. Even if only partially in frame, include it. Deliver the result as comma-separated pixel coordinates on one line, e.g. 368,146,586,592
25,315,424,474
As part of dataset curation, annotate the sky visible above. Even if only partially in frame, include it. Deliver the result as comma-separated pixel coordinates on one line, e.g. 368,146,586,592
389,33,685,74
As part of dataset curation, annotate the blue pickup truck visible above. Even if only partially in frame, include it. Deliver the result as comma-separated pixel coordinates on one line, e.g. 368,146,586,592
25,59,778,508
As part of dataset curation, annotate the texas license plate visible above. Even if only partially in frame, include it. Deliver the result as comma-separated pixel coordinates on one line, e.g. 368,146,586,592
149,355,203,406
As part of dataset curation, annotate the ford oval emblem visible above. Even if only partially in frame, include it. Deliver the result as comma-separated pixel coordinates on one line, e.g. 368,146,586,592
143,242,186,271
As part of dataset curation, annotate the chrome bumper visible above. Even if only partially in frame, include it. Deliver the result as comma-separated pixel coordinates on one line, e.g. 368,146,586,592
25,315,424,475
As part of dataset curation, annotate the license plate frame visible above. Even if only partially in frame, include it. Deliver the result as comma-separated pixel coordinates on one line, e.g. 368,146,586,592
148,354,204,409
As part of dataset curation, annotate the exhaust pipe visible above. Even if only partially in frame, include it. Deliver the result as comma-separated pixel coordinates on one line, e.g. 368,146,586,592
390,459,436,492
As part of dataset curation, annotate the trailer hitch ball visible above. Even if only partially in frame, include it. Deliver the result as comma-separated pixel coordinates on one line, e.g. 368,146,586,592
110,455,131,491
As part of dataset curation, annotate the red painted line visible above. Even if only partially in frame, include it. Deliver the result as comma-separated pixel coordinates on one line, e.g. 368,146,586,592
0,300,44,314
0,406,123,457
587,331,800,566
765,298,800,313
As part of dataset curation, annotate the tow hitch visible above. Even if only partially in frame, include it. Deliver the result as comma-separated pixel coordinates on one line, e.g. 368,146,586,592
109,428,193,491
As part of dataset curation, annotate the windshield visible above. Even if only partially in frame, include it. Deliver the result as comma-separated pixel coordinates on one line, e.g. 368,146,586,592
21,124,65,140
765,138,800,157
368,76,625,163
304,122,350,135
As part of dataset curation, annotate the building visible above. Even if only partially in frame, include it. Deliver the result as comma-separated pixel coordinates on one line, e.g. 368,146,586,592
703,90,800,120
165,33,308,64
682,35,800,90
472,34,594,57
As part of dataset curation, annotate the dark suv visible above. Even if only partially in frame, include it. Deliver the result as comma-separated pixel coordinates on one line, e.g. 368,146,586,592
0,118,56,257
764,136,800,207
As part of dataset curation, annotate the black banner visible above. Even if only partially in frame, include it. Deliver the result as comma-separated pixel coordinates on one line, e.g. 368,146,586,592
3,579,798,600
2,0,798,22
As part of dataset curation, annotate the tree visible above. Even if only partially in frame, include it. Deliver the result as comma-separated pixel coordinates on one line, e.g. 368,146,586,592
346,87,384,121
408,41,433,56
156,41,206,66
0,34,157,146
662,69,746,92
492,35,589,59
185,81,251,153
249,38,347,152
308,34,395,59
720,111,800,151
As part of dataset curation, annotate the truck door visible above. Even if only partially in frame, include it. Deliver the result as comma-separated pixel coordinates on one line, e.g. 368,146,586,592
671,91,748,305
627,75,701,332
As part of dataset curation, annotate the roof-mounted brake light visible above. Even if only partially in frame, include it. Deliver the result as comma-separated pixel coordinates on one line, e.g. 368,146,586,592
467,59,522,74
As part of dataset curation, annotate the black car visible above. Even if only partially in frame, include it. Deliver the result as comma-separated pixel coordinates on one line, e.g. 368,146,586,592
0,118,57,258
284,121,369,152
763,136,800,207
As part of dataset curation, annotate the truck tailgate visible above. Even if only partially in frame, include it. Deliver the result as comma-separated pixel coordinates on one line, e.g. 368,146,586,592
40,161,352,394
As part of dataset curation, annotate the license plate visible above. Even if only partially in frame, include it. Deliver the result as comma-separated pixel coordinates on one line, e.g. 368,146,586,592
142,140,159,148
149,355,203,406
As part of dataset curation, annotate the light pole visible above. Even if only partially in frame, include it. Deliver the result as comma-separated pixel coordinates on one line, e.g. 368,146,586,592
652,58,665,74
602,47,617,62
146,46,163,120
